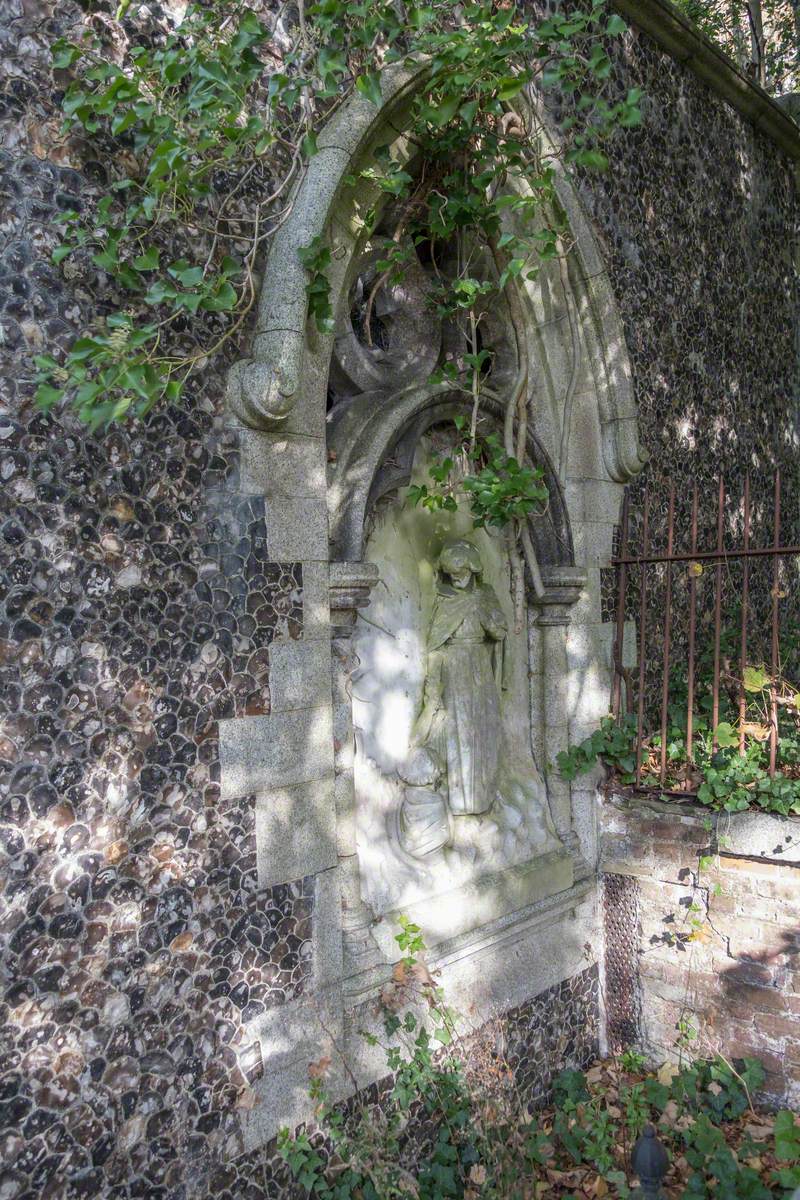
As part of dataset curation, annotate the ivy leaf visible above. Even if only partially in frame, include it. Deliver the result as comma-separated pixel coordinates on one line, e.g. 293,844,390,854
459,99,478,124
52,40,81,69
743,666,771,692
34,383,63,410
201,281,237,311
714,722,739,749
774,1110,800,1161
430,93,460,127
606,14,628,36
133,247,160,271
355,70,383,107
496,75,524,101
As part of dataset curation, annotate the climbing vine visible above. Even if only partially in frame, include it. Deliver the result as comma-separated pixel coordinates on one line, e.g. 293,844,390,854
36,0,639,434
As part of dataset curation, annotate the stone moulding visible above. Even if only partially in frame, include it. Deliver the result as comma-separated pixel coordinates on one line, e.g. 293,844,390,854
227,58,649,492
326,385,574,575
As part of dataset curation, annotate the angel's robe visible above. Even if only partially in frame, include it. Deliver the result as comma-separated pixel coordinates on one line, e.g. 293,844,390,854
421,581,508,816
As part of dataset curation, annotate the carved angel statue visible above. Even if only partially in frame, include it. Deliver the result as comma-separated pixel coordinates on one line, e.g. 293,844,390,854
399,539,508,857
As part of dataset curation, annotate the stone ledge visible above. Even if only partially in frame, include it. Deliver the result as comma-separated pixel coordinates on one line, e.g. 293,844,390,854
604,791,800,867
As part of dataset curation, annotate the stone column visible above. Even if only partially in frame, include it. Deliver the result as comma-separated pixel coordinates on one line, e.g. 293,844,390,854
533,566,586,846
329,562,387,996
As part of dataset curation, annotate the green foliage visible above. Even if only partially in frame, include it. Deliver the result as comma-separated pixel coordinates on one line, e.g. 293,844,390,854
297,236,335,335
671,0,799,96
553,1092,617,1175
618,1048,646,1073
39,4,272,426
681,1114,772,1200
553,1067,590,1106
670,1057,765,1121
556,713,638,784
279,929,782,1200
42,0,640,428
556,628,800,816
698,753,800,815
408,423,549,530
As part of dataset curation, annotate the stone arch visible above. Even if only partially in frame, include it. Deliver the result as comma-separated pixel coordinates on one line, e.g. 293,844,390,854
326,385,573,570
226,59,648,492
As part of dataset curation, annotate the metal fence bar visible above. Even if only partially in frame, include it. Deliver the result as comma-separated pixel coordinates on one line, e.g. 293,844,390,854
738,475,751,756
611,473,797,796
634,488,650,787
659,485,675,787
612,492,631,719
613,544,800,566
770,470,782,777
686,484,699,763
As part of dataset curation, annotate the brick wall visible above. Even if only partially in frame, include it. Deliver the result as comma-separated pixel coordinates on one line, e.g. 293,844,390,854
601,794,800,1107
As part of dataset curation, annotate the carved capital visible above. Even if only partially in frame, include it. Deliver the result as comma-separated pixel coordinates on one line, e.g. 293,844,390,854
533,565,587,626
226,358,297,430
330,561,380,636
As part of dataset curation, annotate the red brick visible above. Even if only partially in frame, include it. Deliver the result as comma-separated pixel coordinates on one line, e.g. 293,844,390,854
718,856,789,880
756,1012,800,1040
760,1071,789,1102
649,819,710,845
724,981,788,1018
723,961,777,988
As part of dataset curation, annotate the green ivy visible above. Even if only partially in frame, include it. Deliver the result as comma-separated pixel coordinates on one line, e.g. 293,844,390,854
38,0,640,429
408,423,548,530
556,714,639,784
556,627,800,816
39,4,273,427
279,923,788,1200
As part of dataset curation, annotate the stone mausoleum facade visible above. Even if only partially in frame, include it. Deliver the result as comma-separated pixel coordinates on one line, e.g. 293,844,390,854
0,1,798,1197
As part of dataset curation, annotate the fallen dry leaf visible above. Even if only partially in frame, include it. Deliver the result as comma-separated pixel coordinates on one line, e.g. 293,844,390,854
659,1099,679,1128
744,1123,774,1141
469,1164,487,1185
657,1061,681,1086
741,722,770,740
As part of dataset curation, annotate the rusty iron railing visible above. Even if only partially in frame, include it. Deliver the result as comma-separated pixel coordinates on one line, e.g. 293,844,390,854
611,471,800,791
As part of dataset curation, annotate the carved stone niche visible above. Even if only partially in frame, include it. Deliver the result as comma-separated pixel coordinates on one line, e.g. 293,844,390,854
327,241,585,962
